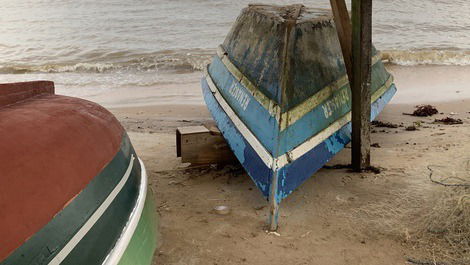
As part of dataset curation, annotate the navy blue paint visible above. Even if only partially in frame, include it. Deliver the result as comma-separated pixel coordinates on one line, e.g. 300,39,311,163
277,85,396,199
202,78,272,197
278,130,349,200
204,64,396,202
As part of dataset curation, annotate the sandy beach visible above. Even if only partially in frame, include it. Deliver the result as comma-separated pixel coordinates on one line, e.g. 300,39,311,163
1,1,469,264
100,65,470,265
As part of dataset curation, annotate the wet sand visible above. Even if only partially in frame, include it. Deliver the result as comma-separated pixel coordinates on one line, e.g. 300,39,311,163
65,65,470,109
102,65,470,265
388,65,470,104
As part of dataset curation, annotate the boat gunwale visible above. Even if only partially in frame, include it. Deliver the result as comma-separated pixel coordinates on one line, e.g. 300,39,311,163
245,5,335,25
102,158,149,265
204,65,394,169
217,44,384,129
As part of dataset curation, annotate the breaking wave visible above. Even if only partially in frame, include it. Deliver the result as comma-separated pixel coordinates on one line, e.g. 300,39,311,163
1,48,469,75
0,48,215,74
381,49,470,66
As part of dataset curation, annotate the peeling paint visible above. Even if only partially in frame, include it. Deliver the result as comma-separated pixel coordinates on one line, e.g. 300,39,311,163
202,6,398,228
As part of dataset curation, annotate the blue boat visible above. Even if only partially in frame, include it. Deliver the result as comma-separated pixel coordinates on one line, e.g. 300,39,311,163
201,4,396,229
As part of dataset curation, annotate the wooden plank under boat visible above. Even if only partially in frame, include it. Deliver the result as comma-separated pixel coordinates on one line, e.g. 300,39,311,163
201,4,397,227
0,81,157,265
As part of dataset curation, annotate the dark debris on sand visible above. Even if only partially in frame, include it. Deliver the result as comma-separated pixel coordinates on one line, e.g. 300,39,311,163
404,105,439,117
364,166,382,174
406,125,418,131
434,117,463,125
323,164,382,174
323,164,351,170
371,120,398,128
371,143,381,148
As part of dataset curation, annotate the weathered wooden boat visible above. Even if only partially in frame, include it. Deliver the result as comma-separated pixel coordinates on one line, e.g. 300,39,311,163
201,5,397,228
0,81,157,265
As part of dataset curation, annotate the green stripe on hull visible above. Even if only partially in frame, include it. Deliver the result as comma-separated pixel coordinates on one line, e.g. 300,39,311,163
118,190,158,265
61,157,141,264
1,133,139,265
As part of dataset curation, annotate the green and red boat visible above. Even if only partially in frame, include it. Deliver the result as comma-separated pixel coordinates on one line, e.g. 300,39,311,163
0,81,157,265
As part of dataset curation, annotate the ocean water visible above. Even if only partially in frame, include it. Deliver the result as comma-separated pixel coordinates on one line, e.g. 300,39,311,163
0,0,469,94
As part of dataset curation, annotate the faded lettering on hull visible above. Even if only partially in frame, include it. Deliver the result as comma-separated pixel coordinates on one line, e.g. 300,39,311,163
226,83,251,111
321,89,349,118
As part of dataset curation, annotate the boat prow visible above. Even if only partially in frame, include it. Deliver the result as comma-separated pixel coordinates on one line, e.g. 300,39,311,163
202,4,397,227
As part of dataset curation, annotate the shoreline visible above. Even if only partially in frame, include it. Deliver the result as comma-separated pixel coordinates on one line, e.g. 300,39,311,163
50,64,470,110
109,98,470,135
104,63,470,136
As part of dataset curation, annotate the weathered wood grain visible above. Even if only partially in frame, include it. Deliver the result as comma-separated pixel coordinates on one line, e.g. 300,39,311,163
330,0,353,81
176,125,236,165
351,0,372,171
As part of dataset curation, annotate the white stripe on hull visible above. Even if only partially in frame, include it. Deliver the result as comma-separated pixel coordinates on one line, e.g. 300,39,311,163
205,67,393,169
276,112,351,168
205,69,274,167
49,155,136,265
103,158,148,265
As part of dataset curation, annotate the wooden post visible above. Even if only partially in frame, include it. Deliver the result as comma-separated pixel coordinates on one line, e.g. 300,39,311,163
330,0,353,81
351,0,372,171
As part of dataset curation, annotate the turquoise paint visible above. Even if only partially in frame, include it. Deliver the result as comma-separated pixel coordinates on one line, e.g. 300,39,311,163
205,61,397,203
203,78,247,164
277,65,390,155
257,182,267,192
277,170,289,203
204,7,398,229
324,133,347,154
209,57,279,155
211,49,391,158
202,78,273,197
